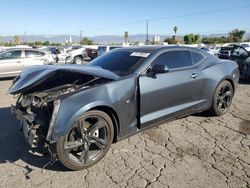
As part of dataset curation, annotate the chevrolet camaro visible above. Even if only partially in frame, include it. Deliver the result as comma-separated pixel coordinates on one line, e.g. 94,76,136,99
9,46,239,170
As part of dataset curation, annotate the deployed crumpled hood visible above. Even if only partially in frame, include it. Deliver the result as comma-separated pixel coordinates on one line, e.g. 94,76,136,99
9,64,120,94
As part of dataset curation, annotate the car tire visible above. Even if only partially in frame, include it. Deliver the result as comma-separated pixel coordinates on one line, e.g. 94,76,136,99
73,56,83,65
55,110,114,170
209,80,233,116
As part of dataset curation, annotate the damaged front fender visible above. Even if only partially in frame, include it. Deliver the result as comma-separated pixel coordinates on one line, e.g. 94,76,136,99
50,76,138,141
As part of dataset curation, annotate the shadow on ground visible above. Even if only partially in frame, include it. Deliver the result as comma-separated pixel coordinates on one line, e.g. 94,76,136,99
0,107,67,171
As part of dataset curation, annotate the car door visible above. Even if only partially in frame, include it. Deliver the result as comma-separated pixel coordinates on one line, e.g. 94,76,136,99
24,50,46,67
230,47,249,72
139,50,206,128
0,50,23,77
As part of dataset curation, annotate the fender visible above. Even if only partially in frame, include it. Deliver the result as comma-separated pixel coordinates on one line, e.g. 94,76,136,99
51,100,117,140
50,76,138,141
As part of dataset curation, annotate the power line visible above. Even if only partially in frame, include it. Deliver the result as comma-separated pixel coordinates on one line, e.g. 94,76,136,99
80,4,250,32
148,4,250,22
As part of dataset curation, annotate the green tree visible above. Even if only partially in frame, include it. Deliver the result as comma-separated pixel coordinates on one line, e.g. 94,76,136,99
34,41,42,46
43,41,50,46
228,29,245,42
183,34,200,44
13,35,20,45
51,42,61,46
80,37,93,45
164,36,177,44
124,31,129,45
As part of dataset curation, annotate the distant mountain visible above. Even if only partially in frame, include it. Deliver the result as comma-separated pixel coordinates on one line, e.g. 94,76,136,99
0,34,164,44
1,33,249,44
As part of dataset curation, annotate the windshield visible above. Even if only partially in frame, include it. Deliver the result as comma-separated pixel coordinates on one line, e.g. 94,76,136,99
88,50,147,76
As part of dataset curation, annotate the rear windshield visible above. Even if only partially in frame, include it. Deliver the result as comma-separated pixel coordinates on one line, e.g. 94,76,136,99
88,50,146,76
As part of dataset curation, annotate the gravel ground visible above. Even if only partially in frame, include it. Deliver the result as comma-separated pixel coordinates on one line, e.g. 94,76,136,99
0,79,249,188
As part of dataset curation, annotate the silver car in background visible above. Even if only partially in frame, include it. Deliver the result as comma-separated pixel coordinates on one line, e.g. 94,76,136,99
0,48,49,78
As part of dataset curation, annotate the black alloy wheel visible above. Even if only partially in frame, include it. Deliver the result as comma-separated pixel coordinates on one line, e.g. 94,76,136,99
56,110,114,170
210,80,233,116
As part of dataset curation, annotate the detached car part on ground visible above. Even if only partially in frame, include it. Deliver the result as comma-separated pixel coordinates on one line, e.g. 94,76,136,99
9,46,239,170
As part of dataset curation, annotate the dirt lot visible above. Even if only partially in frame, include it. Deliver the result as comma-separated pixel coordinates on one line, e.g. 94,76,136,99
0,79,249,188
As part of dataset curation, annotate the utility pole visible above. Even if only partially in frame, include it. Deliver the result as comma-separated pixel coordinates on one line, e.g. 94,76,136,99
24,31,27,44
80,30,82,44
49,29,51,43
146,20,149,45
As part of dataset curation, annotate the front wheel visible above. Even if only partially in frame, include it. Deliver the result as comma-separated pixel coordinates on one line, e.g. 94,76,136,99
55,110,114,170
209,80,234,116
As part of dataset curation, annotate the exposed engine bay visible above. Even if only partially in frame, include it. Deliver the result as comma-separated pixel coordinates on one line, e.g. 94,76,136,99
11,69,113,148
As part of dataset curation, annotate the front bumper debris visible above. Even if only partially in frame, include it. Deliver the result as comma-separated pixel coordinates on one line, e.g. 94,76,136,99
11,105,38,148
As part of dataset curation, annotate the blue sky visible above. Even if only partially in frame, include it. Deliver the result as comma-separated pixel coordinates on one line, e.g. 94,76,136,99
0,0,250,36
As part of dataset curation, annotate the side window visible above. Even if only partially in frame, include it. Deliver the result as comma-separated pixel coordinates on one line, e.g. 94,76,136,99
153,50,193,69
0,50,22,60
25,50,44,58
191,51,204,64
232,47,248,57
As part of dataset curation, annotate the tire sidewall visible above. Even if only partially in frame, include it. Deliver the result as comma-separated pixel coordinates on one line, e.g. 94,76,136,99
74,56,83,64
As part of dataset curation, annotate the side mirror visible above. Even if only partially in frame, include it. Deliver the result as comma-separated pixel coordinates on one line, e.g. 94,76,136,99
151,64,169,74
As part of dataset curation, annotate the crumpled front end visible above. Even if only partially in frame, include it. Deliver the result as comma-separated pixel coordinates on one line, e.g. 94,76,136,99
11,89,66,148
9,65,118,149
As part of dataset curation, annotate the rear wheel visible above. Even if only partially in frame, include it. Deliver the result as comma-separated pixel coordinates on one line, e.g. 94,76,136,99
73,56,83,64
56,110,114,170
209,80,233,116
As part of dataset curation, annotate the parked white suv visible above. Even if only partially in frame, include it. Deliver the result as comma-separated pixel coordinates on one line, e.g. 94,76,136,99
0,48,49,78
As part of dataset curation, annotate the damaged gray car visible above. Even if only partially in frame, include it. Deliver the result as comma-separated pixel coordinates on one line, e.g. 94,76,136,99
9,46,239,170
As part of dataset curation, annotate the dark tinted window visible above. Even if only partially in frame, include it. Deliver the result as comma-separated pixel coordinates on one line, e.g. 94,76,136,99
88,50,145,75
0,50,21,59
25,50,44,58
241,44,250,48
154,51,192,69
191,51,204,64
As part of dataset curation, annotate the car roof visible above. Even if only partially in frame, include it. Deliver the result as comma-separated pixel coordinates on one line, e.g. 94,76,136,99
1,48,45,52
118,45,201,53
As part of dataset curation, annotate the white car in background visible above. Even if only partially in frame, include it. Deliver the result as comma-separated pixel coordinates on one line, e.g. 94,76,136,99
201,47,220,56
97,45,122,56
0,48,49,78
53,46,88,64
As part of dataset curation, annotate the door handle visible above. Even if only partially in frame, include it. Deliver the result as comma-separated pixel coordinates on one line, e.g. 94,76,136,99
17,61,21,63
190,73,197,79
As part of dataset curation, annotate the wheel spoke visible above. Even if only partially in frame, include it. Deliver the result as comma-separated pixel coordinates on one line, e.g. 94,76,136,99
89,136,107,150
217,102,223,111
65,140,83,150
78,120,84,137
223,91,232,98
87,119,106,134
79,143,89,164
223,100,229,108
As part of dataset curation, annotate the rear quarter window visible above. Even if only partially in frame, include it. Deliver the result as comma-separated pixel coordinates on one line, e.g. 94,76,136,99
190,51,205,64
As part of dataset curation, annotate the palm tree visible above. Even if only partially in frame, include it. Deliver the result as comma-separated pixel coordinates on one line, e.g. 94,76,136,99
124,31,128,45
13,35,20,45
174,26,178,40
